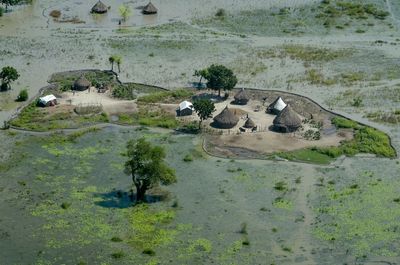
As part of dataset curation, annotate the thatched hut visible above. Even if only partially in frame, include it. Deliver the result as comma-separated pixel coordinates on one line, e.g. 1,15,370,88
142,2,158,14
273,105,302,133
233,88,249,105
73,75,91,91
243,117,256,129
267,96,287,114
213,106,239,129
91,0,108,14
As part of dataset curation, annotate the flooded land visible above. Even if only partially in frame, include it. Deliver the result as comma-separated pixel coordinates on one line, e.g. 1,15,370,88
1,0,400,264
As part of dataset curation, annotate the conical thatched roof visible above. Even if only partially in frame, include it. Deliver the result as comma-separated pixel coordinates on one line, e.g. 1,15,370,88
142,2,158,14
273,105,302,132
73,75,91,91
234,88,249,105
244,117,256,128
267,96,287,114
213,106,239,129
91,0,108,13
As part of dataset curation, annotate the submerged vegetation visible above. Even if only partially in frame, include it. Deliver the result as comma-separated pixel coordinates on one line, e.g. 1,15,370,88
195,0,391,36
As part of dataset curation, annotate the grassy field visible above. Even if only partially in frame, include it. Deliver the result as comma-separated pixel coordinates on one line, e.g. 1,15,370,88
274,117,396,164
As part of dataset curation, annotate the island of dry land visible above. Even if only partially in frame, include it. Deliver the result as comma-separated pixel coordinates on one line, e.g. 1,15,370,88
7,70,396,165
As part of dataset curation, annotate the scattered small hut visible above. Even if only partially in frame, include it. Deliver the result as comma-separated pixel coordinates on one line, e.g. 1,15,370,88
273,105,302,133
213,106,239,129
243,117,256,129
177,100,193,116
73,75,91,91
267,96,287,114
234,88,249,105
91,0,108,14
142,1,158,14
39,94,57,107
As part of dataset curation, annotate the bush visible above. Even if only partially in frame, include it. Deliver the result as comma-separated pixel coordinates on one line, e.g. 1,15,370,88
142,248,156,256
16,89,29,102
0,7,4,17
111,251,125,259
215,8,226,17
183,154,193,162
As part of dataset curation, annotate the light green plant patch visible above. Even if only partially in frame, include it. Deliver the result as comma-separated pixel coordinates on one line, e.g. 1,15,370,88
314,178,400,257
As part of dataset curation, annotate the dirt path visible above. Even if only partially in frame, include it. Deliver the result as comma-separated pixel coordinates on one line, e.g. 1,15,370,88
289,165,318,265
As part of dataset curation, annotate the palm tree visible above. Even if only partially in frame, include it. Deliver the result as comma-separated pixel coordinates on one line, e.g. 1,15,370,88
108,56,115,71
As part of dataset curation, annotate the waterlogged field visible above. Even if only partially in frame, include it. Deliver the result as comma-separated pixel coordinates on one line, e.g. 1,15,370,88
0,126,399,264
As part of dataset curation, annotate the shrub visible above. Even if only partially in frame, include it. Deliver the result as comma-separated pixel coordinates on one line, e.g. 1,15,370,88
215,8,226,17
0,7,4,17
183,154,193,162
61,202,71,209
49,10,61,18
111,251,125,259
111,237,123,242
142,248,156,256
274,181,288,191
16,89,29,102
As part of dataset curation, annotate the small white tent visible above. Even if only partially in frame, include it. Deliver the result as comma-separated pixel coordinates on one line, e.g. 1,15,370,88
178,101,193,116
39,94,57,107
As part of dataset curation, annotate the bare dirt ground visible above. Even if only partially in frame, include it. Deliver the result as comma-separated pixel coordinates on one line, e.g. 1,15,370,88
59,88,137,115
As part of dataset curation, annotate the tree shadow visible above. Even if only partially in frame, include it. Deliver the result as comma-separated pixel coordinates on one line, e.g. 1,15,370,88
94,189,167,208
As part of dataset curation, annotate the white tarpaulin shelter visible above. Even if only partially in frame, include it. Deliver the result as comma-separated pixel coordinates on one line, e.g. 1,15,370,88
39,94,57,106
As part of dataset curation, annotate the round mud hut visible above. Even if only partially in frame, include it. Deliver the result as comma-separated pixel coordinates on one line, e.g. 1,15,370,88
244,117,256,129
73,75,91,91
213,106,239,129
234,88,249,105
273,105,302,133
91,0,108,14
142,2,158,14
267,96,287,114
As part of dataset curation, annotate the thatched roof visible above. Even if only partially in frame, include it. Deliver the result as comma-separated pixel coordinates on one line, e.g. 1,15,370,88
267,96,287,113
91,0,108,13
142,2,158,14
73,75,91,91
244,117,256,128
234,88,249,104
213,106,239,129
273,105,302,132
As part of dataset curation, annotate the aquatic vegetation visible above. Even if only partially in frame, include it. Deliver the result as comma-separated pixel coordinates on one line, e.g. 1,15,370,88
127,204,177,249
314,174,400,257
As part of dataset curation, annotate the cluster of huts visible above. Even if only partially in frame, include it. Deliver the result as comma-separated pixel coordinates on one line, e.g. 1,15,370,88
178,88,303,133
91,0,158,15
38,75,107,107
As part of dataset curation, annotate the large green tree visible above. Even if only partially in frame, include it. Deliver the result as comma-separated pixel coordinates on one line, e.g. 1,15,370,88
124,138,176,202
198,64,237,97
0,66,19,91
193,98,216,129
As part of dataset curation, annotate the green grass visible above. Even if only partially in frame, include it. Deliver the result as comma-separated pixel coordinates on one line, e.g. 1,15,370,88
116,106,179,129
331,117,359,129
137,89,194,104
275,117,396,164
275,149,334,165
10,101,109,131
